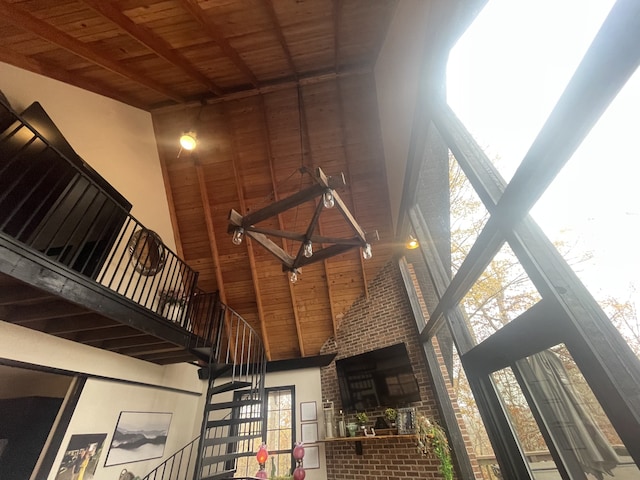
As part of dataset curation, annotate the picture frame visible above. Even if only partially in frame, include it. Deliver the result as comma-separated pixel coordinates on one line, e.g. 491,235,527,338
55,433,107,480
301,422,318,443
105,411,172,466
300,401,317,422
303,445,320,469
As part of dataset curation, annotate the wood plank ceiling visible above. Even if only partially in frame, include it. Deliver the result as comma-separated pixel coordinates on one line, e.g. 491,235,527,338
0,0,401,360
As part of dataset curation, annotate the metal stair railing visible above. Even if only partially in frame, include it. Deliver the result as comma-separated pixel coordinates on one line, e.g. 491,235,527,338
144,296,266,480
143,437,200,480
0,97,198,327
195,302,267,480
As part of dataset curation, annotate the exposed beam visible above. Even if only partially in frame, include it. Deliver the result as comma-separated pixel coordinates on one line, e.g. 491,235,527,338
1,301,89,323
195,160,227,303
95,335,168,351
336,77,369,297
19,314,119,335
0,0,185,103
262,0,297,77
297,87,337,343
64,326,147,344
258,93,305,356
333,0,343,73
195,158,238,361
150,66,371,113
178,0,259,87
0,284,53,306
81,0,224,97
0,45,147,110
222,102,273,360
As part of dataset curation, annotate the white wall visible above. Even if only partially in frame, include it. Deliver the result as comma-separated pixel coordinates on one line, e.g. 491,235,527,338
0,62,176,251
0,322,206,479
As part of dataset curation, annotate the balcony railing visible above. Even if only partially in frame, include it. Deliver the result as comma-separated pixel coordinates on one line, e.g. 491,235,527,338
0,97,198,327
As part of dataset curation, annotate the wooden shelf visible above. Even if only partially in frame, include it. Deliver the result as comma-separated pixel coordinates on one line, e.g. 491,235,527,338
321,434,415,442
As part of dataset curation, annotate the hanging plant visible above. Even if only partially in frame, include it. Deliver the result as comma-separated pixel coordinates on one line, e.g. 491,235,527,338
415,414,454,480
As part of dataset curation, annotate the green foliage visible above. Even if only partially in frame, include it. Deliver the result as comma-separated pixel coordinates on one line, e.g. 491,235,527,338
415,414,453,480
384,408,397,421
355,411,368,425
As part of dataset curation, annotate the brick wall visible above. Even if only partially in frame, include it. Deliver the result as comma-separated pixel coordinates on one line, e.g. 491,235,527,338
320,260,449,479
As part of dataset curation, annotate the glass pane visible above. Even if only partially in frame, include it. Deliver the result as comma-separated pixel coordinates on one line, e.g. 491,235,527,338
432,335,496,479
531,68,640,360
518,345,637,477
491,367,561,479
460,243,541,344
447,0,614,181
450,151,490,277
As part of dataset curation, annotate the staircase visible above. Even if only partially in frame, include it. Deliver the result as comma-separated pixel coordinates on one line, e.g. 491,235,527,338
143,294,267,480
0,87,267,477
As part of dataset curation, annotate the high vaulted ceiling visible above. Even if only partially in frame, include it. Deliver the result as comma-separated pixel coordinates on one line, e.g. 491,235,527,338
0,0,476,360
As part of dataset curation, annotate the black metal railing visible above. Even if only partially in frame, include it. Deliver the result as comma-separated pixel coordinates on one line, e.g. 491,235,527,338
0,97,198,326
143,437,199,480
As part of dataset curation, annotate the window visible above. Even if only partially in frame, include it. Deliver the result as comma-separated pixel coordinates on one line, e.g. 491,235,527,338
401,0,640,478
233,386,295,478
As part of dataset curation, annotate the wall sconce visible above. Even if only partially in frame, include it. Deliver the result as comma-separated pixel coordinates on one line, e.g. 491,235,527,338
406,235,419,250
179,131,197,151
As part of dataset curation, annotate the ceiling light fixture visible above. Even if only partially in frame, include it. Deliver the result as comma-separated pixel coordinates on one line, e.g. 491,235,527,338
179,131,197,151
228,166,377,282
406,235,419,249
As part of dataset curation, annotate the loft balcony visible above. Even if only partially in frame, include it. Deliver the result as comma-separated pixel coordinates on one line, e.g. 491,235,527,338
0,97,213,365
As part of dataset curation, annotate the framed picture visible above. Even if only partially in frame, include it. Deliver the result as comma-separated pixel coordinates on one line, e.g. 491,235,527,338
55,433,107,480
300,401,317,422
303,445,320,469
105,411,172,466
301,422,318,443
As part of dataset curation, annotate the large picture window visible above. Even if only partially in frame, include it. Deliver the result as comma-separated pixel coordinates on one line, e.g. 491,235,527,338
401,0,640,478
233,386,295,478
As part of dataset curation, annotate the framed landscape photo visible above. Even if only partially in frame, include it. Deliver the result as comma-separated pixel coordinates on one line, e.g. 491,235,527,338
105,411,172,466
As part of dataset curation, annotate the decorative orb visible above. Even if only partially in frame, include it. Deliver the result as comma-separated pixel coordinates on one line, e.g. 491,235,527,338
293,467,306,480
255,470,268,479
293,443,305,460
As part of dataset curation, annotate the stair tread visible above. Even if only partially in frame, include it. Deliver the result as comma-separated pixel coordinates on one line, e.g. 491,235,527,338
206,416,262,428
203,433,262,446
206,398,261,411
201,450,256,466
199,470,236,480
208,380,252,396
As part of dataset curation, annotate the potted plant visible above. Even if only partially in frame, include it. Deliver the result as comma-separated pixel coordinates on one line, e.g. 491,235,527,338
415,414,453,480
384,408,397,428
355,411,368,426
157,289,187,322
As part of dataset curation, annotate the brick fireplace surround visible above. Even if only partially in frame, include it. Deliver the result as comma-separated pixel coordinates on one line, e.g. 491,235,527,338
320,260,451,480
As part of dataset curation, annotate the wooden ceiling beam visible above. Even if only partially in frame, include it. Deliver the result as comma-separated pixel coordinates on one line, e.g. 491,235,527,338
258,93,304,357
0,0,185,104
336,78,369,297
81,0,224,97
0,45,147,110
1,301,89,323
195,159,227,304
195,157,238,361
178,0,259,88
0,284,53,306
223,102,273,360
262,0,297,77
297,87,337,342
18,314,118,335
333,0,343,73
